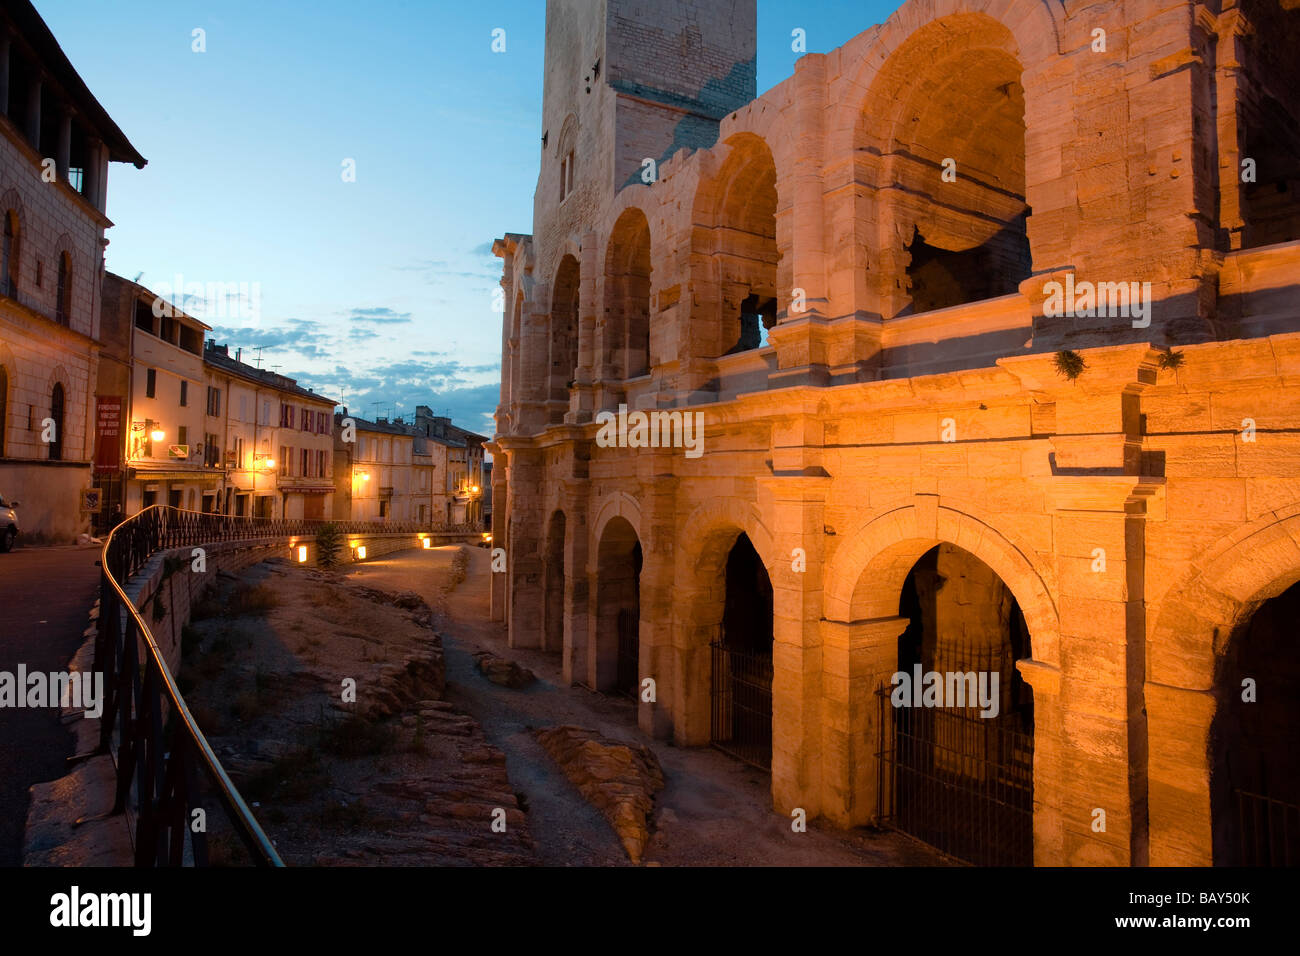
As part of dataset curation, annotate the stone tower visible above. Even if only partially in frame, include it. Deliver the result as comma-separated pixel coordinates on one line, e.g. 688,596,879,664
534,0,756,252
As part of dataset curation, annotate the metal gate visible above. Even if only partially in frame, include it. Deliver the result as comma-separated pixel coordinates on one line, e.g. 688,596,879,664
710,641,773,770
1232,789,1300,865
615,609,639,698
876,683,1034,866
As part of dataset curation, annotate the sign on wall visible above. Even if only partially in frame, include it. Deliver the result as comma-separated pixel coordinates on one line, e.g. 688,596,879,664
93,396,123,475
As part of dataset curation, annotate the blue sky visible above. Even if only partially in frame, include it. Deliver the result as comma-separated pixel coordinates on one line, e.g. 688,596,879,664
36,0,903,434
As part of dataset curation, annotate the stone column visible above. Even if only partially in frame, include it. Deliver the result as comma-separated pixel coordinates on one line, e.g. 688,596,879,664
568,233,598,425
1145,681,1215,865
1018,658,1065,865
1211,6,1250,250
561,494,591,688
638,471,678,738
760,427,830,816
503,444,544,649
820,616,907,825
487,442,508,622
768,54,830,390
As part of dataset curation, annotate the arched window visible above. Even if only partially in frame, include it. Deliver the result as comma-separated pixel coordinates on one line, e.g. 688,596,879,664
1,211,18,299
55,251,71,326
0,365,8,457
48,382,64,461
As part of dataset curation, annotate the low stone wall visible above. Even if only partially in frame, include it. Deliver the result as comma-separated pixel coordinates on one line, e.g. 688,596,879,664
24,530,459,865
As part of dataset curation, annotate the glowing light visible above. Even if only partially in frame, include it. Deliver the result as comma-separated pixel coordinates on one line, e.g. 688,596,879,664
264,458,276,470
422,538,432,550
355,545,367,560
297,545,308,563
150,427,166,443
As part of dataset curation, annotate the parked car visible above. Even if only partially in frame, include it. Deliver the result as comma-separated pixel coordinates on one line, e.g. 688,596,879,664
0,493,19,552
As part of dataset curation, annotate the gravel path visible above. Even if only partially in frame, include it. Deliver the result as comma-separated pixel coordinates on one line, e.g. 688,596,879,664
346,546,949,867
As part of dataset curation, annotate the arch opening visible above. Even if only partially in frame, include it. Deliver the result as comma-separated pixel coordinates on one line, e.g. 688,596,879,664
604,208,652,381
1210,581,1300,865
710,532,774,769
867,24,1032,317
594,515,641,697
877,543,1034,866
548,255,580,425
695,135,779,357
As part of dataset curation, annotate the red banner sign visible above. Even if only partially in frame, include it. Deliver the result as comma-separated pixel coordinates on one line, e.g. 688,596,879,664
94,396,123,475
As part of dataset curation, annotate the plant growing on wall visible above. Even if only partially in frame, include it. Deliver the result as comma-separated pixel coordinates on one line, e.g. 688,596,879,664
1054,349,1087,381
1159,349,1184,370
316,523,343,570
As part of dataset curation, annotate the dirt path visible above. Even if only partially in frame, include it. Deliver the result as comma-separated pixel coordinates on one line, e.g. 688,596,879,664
348,546,948,866
184,561,533,866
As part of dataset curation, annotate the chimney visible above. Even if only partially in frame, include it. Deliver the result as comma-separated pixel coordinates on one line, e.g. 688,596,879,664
235,347,242,363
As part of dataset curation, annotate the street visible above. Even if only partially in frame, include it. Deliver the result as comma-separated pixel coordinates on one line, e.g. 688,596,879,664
0,546,101,865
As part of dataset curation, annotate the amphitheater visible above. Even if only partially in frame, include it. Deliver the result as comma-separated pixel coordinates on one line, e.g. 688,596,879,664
490,0,1300,866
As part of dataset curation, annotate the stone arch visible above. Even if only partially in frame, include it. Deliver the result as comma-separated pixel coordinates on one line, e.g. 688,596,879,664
54,233,75,326
823,501,1059,668
602,207,652,381
592,514,642,694
819,499,1057,857
861,14,1033,318
667,497,776,745
835,0,1063,125
590,490,643,553
0,188,25,296
690,133,780,358
547,253,580,424
1146,504,1300,865
44,365,70,462
555,113,579,201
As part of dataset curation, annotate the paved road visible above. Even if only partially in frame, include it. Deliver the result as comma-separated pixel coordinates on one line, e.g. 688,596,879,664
0,546,101,866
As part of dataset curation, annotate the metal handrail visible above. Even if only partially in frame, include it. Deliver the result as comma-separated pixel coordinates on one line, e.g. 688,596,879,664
95,505,476,866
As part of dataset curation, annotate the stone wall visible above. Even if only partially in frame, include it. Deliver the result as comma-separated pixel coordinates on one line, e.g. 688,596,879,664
493,0,1300,866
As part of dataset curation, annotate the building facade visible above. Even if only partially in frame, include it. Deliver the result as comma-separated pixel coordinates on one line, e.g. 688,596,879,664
113,274,215,514
204,343,336,520
0,1,144,541
492,0,1300,866
333,411,415,523
413,404,487,526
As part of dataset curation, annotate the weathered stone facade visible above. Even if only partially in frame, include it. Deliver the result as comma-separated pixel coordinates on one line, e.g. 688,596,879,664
492,0,1300,866
0,1,145,541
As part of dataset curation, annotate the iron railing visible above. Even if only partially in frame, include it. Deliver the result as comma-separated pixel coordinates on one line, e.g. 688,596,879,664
1233,789,1300,866
709,641,773,770
875,678,1034,866
94,505,473,866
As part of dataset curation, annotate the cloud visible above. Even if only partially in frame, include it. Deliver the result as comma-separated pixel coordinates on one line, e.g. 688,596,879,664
208,316,502,432
347,307,413,324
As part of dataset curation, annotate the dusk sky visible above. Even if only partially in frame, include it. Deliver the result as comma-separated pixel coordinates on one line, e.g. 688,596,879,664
35,0,902,435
